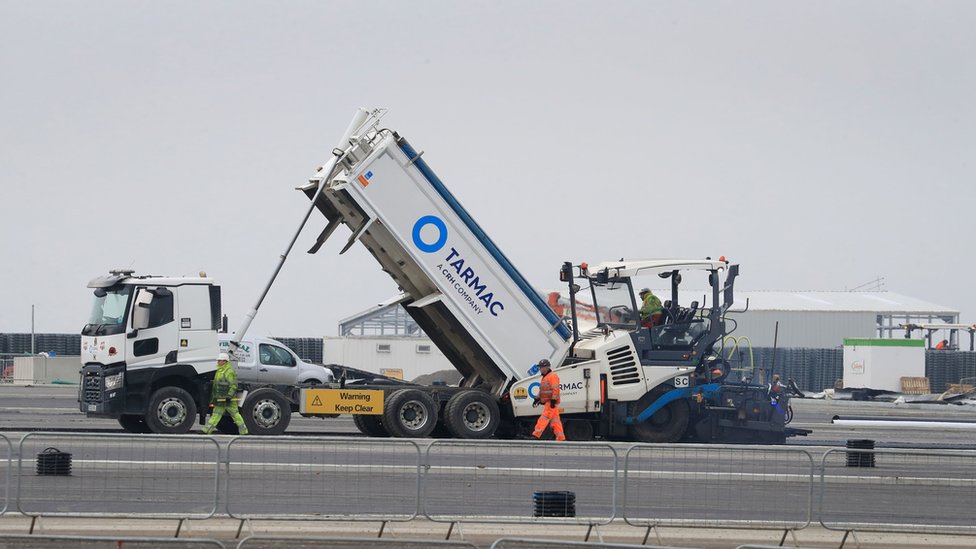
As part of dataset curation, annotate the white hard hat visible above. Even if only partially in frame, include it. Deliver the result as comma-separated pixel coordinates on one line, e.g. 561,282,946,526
217,352,230,362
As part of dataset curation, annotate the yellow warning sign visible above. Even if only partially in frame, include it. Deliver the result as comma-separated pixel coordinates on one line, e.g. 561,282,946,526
302,389,384,415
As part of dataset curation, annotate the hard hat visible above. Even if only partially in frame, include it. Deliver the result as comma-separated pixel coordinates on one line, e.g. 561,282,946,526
639,287,650,295
538,359,551,369
217,352,230,362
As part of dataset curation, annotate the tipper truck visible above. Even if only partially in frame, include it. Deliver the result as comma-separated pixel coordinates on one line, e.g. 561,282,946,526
79,108,801,443
293,108,799,443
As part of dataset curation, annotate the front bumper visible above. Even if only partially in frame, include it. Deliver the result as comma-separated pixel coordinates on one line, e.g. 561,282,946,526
79,363,126,417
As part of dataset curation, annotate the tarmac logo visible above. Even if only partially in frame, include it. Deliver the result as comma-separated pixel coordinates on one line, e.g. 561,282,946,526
415,215,506,317
412,215,448,253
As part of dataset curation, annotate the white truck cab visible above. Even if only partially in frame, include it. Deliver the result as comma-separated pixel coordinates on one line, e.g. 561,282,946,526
218,335,333,386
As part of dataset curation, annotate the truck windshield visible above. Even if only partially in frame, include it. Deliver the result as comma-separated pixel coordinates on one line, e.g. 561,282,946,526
592,281,638,328
82,286,132,336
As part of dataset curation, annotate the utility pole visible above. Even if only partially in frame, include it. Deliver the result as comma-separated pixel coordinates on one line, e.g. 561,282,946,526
31,305,35,355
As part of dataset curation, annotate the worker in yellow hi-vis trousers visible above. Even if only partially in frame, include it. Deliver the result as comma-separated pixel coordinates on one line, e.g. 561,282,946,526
202,352,248,435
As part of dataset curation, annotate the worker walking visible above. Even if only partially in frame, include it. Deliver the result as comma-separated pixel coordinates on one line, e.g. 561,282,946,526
202,352,248,435
532,359,565,441
639,288,664,328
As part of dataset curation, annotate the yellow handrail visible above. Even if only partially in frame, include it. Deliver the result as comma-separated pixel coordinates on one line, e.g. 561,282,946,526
721,335,754,374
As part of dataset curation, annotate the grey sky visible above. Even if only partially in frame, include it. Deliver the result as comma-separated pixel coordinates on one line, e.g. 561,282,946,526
2,1,974,340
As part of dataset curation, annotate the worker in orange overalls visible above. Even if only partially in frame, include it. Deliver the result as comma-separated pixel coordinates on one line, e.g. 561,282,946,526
531,359,566,441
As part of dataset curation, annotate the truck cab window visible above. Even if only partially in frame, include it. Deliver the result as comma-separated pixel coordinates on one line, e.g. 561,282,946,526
83,286,133,336
147,290,174,328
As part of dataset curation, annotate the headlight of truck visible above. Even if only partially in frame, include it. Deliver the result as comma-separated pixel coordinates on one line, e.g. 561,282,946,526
104,372,124,390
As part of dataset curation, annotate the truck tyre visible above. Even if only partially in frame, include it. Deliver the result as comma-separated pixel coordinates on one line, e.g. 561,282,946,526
118,414,151,434
353,414,389,437
383,389,438,438
563,419,594,441
145,386,197,434
242,388,291,435
444,390,499,439
630,386,689,443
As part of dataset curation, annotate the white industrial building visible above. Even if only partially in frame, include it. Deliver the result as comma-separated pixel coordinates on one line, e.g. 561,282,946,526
724,291,958,348
551,287,959,348
323,298,453,382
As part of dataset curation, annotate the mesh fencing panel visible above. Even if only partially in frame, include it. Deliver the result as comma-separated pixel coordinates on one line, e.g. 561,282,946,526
226,437,421,520
489,539,694,549
0,535,225,548
819,448,976,533
423,440,617,524
237,537,477,549
0,433,9,515
624,444,813,529
16,433,219,518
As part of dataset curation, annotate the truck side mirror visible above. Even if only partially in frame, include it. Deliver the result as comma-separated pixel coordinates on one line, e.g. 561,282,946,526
131,289,154,330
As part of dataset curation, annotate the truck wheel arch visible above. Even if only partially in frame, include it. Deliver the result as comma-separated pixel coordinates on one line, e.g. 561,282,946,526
630,385,690,443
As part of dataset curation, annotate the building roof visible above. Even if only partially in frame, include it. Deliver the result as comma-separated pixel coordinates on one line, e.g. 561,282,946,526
721,291,957,315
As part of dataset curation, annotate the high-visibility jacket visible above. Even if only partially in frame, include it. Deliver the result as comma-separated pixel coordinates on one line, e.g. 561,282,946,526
640,292,663,320
539,370,561,405
211,363,238,402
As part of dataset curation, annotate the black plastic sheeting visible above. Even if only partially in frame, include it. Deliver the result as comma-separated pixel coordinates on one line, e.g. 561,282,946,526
724,347,976,393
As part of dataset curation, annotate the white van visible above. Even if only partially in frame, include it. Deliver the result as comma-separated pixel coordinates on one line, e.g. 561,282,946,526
218,335,334,386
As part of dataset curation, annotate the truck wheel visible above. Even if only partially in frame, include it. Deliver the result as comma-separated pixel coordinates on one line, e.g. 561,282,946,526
118,414,151,434
631,387,689,443
564,420,594,441
383,389,438,438
145,386,197,434
444,390,499,439
242,388,292,435
353,414,389,437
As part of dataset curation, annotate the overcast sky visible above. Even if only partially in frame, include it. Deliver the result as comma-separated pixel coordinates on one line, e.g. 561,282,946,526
2,1,974,339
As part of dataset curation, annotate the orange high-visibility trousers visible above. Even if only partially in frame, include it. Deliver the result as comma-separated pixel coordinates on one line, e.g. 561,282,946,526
532,404,566,441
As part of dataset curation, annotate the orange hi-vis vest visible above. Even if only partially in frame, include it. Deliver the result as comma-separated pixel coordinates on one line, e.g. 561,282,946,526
540,371,561,405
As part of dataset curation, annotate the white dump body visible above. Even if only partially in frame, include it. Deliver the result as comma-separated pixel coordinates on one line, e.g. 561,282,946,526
303,113,571,392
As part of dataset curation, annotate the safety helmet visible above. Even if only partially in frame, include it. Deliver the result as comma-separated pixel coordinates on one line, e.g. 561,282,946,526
538,359,551,369
217,352,230,362
639,287,650,295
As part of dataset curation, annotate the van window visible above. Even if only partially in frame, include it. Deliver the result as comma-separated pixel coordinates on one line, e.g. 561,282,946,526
259,344,296,367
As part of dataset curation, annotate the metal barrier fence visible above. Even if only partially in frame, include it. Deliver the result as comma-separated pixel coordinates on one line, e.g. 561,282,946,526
0,433,10,516
423,440,618,525
489,538,695,549
819,447,976,534
623,445,814,531
236,536,477,548
0,431,974,541
16,433,220,519
0,534,226,548
225,436,422,521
